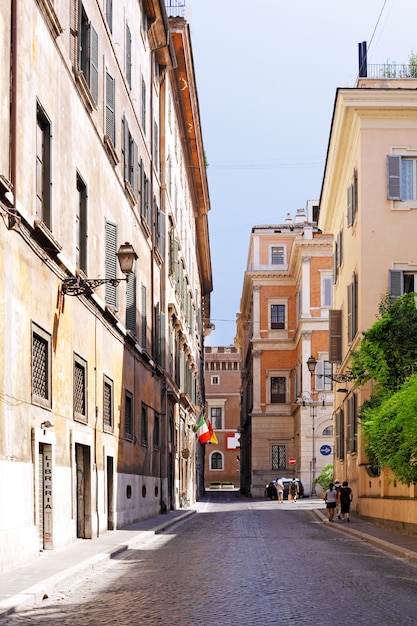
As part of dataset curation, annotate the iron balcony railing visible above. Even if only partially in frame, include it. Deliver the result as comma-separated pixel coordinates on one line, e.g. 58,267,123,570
165,0,186,17
366,63,417,79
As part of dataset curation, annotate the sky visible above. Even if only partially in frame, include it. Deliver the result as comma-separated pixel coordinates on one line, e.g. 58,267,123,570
184,0,417,347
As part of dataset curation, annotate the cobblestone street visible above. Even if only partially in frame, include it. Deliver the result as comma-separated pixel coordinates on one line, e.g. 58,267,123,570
3,491,417,625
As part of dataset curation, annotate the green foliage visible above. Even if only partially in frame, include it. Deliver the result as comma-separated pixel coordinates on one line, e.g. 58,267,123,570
361,374,417,484
351,293,417,484
313,464,334,489
409,50,417,78
349,292,417,393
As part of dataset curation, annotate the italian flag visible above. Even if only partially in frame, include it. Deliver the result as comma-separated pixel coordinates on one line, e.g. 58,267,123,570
194,415,211,444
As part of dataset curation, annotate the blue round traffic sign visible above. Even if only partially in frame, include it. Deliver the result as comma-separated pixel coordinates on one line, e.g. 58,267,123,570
320,444,332,456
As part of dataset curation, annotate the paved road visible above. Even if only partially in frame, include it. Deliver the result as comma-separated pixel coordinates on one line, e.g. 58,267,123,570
2,491,417,625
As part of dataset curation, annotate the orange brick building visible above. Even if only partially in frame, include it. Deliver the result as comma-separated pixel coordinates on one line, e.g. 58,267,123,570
204,347,241,488
236,204,334,497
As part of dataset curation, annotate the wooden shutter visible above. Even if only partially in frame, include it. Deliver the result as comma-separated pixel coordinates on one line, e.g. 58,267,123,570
387,155,401,200
105,72,115,145
89,25,99,104
389,269,404,299
132,141,138,198
125,272,136,332
347,183,353,227
123,116,129,182
329,309,342,363
105,221,117,308
126,23,132,88
141,283,147,349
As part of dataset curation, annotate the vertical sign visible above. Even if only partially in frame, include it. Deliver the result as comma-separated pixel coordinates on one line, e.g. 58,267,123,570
43,450,53,549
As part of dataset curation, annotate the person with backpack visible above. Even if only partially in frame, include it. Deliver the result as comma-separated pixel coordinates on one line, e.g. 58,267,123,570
338,481,353,522
289,479,299,502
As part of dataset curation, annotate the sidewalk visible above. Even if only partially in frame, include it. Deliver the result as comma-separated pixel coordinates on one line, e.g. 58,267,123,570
0,508,196,620
313,506,417,564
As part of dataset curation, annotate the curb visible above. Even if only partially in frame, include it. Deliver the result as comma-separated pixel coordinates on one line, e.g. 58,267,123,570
312,509,417,565
0,509,196,619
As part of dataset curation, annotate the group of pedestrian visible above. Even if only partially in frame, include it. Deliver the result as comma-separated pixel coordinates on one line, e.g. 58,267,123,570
324,480,353,522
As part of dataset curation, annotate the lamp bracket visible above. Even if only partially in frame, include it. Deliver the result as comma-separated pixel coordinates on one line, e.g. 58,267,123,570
62,276,128,296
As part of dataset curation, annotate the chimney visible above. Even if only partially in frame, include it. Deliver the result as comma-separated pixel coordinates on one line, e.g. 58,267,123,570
358,41,367,78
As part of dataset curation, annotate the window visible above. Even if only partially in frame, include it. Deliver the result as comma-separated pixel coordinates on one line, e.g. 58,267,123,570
103,376,114,432
74,354,87,423
333,230,343,283
321,275,333,308
153,413,160,450
322,425,333,436
315,360,333,391
389,269,417,299
387,155,417,201
105,71,115,146
271,445,286,471
125,22,132,89
36,102,51,227
347,169,358,227
124,391,133,439
105,221,118,308
210,407,222,429
125,272,136,333
141,75,146,134
141,283,147,349
140,159,151,228
211,375,220,385
329,309,342,364
271,304,285,329
336,409,345,460
153,120,159,173
270,377,286,403
347,394,357,454
347,272,358,344
210,452,223,470
78,2,98,104
32,324,51,409
76,173,87,272
105,0,112,32
155,203,165,258
141,403,148,445
123,116,138,198
271,245,285,265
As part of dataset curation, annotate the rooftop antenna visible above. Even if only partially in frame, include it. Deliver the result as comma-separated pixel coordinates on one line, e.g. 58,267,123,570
358,41,367,78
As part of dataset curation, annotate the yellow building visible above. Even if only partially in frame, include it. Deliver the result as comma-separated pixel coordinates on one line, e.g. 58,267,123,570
236,204,334,498
0,0,211,572
319,71,417,532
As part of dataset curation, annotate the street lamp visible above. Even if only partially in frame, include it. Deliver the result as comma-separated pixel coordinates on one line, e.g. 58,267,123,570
307,355,318,496
62,242,138,296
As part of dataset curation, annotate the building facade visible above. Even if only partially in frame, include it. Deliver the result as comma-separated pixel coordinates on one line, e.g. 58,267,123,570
236,204,334,498
204,346,241,488
0,0,211,572
319,73,417,532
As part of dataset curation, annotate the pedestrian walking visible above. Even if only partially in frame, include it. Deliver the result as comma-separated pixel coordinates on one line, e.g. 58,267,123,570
276,479,284,503
324,482,338,521
334,480,342,519
289,479,299,502
338,481,353,522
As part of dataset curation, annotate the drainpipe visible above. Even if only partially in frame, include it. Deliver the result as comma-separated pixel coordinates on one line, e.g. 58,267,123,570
10,0,18,196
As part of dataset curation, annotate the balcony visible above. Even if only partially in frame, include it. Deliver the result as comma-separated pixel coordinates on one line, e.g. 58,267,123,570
366,63,417,79
165,0,185,17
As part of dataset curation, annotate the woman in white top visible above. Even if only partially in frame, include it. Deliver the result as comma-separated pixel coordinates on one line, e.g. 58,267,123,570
324,482,338,522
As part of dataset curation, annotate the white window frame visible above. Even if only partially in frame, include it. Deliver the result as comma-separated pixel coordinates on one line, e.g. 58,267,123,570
209,450,224,471
269,300,287,331
270,244,286,266
267,371,289,404
211,375,220,385
388,149,417,209
321,273,333,309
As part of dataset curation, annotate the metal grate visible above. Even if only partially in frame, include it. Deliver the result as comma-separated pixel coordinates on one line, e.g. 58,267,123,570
32,333,48,398
103,380,113,428
272,445,286,471
74,361,86,417
125,393,133,437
